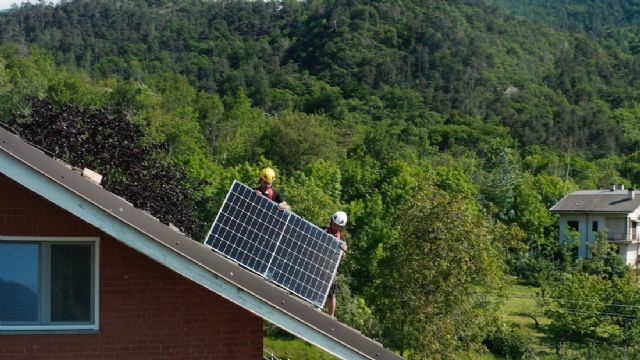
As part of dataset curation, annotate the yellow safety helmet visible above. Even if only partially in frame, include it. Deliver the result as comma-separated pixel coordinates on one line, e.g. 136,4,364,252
260,167,276,183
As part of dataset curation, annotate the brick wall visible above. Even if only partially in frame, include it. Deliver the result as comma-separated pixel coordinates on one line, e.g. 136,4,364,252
0,174,263,359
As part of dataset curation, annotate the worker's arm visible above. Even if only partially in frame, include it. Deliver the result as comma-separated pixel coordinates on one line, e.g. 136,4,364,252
277,200,290,211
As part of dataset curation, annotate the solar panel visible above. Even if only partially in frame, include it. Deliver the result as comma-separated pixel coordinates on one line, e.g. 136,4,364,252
205,180,344,307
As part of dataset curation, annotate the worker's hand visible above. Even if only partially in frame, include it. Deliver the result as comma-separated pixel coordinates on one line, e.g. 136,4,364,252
278,201,290,211
340,241,347,253
254,189,262,196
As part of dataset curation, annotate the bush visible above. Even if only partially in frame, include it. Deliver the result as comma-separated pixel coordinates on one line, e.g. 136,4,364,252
484,323,528,359
513,253,556,286
335,275,380,337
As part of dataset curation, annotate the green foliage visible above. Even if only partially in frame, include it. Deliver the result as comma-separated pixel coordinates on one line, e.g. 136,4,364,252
212,91,267,166
483,322,529,359
543,272,640,348
621,150,640,186
380,160,427,212
491,0,640,34
334,274,379,337
0,45,109,120
261,111,342,174
372,181,507,357
339,149,382,203
566,153,599,188
545,273,611,343
559,228,581,268
281,159,342,225
543,230,639,350
264,337,338,360
362,120,419,166
434,166,477,200
512,174,555,250
613,105,640,152
531,174,575,209
429,113,512,153
481,146,521,223
577,231,629,280
342,192,395,294
1,0,638,160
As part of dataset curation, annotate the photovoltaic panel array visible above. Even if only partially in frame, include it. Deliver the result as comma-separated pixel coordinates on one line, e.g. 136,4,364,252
205,180,344,307
205,181,289,275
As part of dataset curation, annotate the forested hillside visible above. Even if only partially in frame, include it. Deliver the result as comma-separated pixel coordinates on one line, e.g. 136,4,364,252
492,0,640,34
1,0,640,358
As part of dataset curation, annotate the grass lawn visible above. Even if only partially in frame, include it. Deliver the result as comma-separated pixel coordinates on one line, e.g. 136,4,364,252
500,284,555,358
264,285,555,359
264,337,338,360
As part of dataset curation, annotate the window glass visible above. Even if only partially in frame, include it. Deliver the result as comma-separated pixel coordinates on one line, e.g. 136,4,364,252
0,239,97,330
568,220,579,232
0,243,39,322
51,244,92,322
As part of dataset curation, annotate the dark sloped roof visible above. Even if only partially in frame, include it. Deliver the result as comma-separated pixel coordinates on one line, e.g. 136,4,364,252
550,190,640,213
0,125,402,360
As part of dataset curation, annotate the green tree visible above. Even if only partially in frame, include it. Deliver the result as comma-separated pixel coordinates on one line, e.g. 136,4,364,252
372,181,507,358
544,229,638,351
512,174,554,250
545,272,610,345
339,148,382,203
213,91,266,165
281,159,342,225
343,192,394,295
481,146,521,223
544,272,640,350
434,165,477,203
577,230,628,280
334,274,379,337
261,111,342,174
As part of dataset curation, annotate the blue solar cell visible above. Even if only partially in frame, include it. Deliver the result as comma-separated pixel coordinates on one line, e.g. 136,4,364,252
205,180,343,307
206,181,290,275
267,213,342,305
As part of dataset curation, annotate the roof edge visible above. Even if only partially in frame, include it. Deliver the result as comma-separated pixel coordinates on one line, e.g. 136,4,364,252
550,209,632,214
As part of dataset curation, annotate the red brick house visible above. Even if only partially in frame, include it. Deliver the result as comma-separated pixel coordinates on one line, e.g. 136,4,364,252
0,125,401,360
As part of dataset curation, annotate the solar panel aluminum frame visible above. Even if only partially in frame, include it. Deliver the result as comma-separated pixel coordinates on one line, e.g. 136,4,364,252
205,180,344,308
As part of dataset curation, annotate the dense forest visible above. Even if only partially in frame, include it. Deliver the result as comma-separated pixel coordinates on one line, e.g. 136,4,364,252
1,0,640,358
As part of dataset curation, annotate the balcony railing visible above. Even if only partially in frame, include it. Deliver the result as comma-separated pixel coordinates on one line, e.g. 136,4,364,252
606,232,638,242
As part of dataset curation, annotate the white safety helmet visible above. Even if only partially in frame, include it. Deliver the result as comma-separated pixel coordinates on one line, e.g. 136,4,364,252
331,211,348,227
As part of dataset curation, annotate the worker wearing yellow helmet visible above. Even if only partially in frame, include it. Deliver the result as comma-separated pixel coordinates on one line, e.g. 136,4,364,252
254,167,289,210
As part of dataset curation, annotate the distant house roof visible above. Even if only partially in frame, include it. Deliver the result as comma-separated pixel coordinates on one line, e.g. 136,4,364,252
550,190,640,213
0,125,402,360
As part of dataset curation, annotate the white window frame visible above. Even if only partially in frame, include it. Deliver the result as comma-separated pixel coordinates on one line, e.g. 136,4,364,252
0,236,99,332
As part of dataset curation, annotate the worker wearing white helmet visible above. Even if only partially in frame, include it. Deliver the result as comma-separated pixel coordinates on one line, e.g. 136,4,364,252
325,211,348,317
254,167,289,210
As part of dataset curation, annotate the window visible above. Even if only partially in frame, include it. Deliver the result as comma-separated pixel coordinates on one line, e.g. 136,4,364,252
0,237,99,331
592,221,598,232
567,220,579,232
